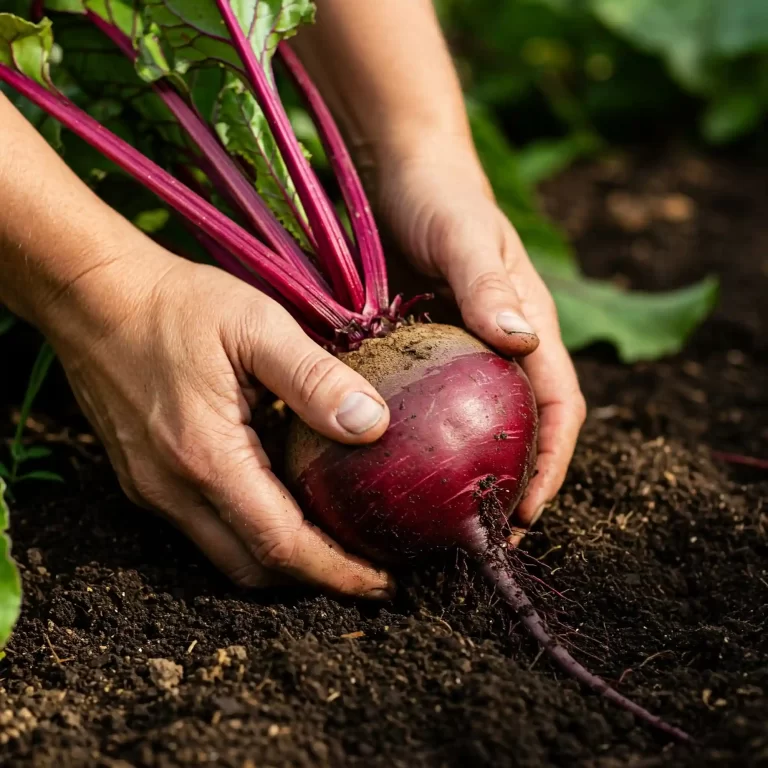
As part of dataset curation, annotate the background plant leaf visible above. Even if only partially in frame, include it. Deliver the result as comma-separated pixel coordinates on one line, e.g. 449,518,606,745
21,446,53,461
438,0,768,145
0,310,17,338
549,274,719,361
12,342,56,454
16,471,65,483
589,0,721,92
0,479,21,649
701,88,764,144
586,0,768,142
516,132,603,186
470,104,719,360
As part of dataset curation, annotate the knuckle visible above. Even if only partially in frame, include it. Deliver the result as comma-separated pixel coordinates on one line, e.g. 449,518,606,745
240,297,270,341
116,460,180,518
168,439,216,487
117,474,146,509
226,562,266,589
255,528,299,572
466,271,516,302
239,293,292,350
539,291,558,318
291,351,345,409
118,454,163,510
223,295,271,366
423,206,457,258
148,412,225,490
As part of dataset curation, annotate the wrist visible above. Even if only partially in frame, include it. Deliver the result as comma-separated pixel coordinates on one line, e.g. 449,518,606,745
359,130,494,207
33,235,179,356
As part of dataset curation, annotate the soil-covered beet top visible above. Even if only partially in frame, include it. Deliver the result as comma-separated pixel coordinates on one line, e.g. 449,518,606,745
0,1,689,742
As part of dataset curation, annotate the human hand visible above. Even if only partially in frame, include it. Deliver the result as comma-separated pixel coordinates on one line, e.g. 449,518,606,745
376,144,587,537
44,246,395,597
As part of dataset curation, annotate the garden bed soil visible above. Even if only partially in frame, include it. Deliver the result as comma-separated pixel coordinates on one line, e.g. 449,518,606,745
1,148,767,767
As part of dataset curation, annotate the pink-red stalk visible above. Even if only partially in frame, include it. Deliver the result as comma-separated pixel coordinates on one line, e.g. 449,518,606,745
214,0,366,313
84,11,327,292
278,43,389,315
0,65,354,331
190,228,328,345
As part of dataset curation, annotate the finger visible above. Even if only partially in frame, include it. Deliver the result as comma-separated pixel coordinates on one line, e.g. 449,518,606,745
200,426,396,599
235,300,390,445
164,493,282,588
435,220,540,358
512,320,586,534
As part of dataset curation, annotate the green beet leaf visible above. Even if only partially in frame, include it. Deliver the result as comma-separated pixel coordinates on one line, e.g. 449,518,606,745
0,13,55,86
214,72,310,246
39,1,314,240
137,0,315,242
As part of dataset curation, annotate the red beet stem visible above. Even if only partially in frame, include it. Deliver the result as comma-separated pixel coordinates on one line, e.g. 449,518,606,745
215,0,366,312
0,65,353,333
480,558,692,743
84,12,327,292
277,43,389,315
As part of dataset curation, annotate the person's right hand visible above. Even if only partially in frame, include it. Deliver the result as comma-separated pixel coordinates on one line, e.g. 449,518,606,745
47,246,395,598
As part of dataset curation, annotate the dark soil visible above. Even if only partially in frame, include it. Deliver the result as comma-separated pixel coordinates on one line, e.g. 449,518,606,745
1,148,767,768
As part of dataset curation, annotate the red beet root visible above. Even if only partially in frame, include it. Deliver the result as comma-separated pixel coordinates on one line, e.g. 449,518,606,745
288,323,691,743
288,323,538,562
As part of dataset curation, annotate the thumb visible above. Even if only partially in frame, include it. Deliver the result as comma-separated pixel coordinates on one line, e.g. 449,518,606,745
438,221,540,358
237,300,390,444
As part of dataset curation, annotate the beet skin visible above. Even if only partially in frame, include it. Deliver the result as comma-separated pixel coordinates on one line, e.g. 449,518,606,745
287,323,538,563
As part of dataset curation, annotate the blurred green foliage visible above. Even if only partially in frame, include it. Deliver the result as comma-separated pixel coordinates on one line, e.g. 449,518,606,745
437,0,768,146
0,342,63,489
466,100,717,360
0,478,21,653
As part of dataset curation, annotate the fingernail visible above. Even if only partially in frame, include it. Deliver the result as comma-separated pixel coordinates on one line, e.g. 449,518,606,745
496,311,536,336
336,392,385,434
365,588,393,601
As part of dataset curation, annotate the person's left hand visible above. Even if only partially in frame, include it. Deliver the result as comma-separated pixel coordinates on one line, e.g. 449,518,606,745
375,143,586,537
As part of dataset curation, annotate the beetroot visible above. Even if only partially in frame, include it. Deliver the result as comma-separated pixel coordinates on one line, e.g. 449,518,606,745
287,323,538,562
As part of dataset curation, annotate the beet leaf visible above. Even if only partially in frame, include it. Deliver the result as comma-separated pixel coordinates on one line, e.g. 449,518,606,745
136,0,365,310
135,0,317,249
